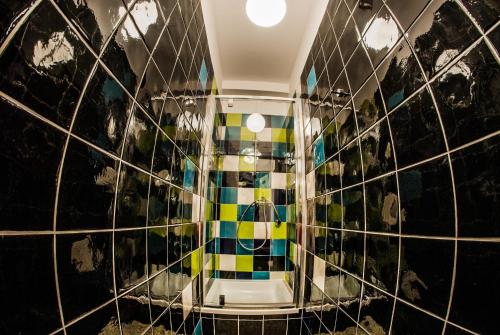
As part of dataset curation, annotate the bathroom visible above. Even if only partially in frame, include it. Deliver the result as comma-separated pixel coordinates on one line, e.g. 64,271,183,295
0,0,498,334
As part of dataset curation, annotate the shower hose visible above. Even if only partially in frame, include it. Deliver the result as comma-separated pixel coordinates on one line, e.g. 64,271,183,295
236,197,282,251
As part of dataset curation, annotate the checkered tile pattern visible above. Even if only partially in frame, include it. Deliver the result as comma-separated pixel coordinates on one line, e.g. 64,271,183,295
207,112,295,279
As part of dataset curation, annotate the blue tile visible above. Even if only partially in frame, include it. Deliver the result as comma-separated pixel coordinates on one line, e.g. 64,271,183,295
272,142,288,159
236,239,254,255
182,158,196,192
199,59,208,91
238,204,255,221
275,205,287,222
256,172,270,188
220,221,236,238
271,115,287,128
313,135,325,167
221,187,237,204
225,127,241,141
271,239,286,256
253,271,270,280
307,66,317,96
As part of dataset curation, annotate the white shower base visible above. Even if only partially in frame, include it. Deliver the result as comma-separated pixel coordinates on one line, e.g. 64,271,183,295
204,279,294,308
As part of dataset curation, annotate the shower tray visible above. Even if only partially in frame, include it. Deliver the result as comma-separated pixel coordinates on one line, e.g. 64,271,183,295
204,279,294,308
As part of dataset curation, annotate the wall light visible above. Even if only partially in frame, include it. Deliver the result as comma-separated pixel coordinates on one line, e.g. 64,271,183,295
246,0,287,28
247,113,265,133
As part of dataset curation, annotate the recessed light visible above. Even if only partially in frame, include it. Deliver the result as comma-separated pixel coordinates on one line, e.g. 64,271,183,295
247,113,266,133
246,0,287,28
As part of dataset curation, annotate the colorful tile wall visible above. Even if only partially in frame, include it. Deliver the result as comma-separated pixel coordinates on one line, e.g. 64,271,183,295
208,107,296,280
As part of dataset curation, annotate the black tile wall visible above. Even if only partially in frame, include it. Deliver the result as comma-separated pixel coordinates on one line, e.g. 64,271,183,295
300,0,499,334
0,0,215,333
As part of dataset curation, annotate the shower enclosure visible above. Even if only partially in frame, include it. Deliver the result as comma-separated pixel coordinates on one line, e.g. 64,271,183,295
199,96,306,312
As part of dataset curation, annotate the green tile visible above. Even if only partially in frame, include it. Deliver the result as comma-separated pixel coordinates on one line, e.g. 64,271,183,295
226,113,242,126
220,204,237,221
237,221,254,239
236,255,253,272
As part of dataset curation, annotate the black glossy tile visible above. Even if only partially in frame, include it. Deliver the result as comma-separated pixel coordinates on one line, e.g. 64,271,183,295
389,87,445,167
332,1,349,38
263,319,287,335
449,241,500,334
365,174,399,233
392,300,444,335
360,118,395,179
101,14,149,95
0,98,65,231
152,27,177,84
115,229,147,290
325,154,341,192
399,237,454,317
58,139,118,230
385,0,431,31
0,236,61,334
148,178,170,226
122,105,157,170
346,43,372,94
340,139,362,187
341,231,364,277
365,235,399,294
118,283,151,334
343,185,364,231
66,302,119,335
214,319,238,335
399,156,454,236
451,135,500,237
338,18,358,61
137,61,168,123
73,65,133,155
0,1,95,128
57,232,114,321
55,0,125,52
353,74,385,132
432,41,500,148
357,285,393,334
0,1,34,45
168,186,183,224
130,0,166,51
315,164,326,197
336,102,357,148
115,165,149,228
152,131,175,178
376,38,425,111
408,0,480,79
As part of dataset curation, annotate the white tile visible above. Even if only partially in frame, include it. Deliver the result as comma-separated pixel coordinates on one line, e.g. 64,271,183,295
219,254,236,271
214,220,220,238
306,171,316,199
313,255,326,292
216,126,226,141
254,222,272,239
270,271,286,279
256,128,272,142
191,194,200,222
271,172,287,189
182,281,193,319
223,155,239,171
237,188,254,205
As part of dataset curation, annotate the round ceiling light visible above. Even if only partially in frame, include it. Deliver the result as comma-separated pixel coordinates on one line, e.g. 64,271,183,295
246,0,287,28
247,113,266,133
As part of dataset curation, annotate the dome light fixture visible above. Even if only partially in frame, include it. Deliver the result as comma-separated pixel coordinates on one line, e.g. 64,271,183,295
247,113,266,133
246,0,287,28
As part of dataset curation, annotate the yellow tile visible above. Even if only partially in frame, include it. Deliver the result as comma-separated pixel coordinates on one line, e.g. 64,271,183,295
272,128,288,143
237,221,254,239
226,113,242,126
215,254,220,270
220,204,237,221
236,255,253,272
272,222,287,239
240,127,256,141
254,188,271,201
191,248,201,278
239,156,255,172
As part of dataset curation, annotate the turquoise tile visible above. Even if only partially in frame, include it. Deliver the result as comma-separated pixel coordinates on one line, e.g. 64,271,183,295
236,239,254,255
313,135,325,167
272,142,287,158
253,271,270,280
271,115,286,128
225,126,241,141
271,239,286,256
221,187,237,204
242,113,250,125
215,237,221,253
307,65,317,96
238,204,255,221
199,59,208,91
182,158,196,192
275,205,287,222
255,172,271,188
220,221,236,238
214,270,220,279
285,116,294,129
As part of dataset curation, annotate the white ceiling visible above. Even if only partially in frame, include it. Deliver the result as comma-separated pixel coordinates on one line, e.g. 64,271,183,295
201,0,327,94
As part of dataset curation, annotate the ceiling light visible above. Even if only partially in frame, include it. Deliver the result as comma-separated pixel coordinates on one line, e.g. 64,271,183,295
246,0,287,28
247,113,265,133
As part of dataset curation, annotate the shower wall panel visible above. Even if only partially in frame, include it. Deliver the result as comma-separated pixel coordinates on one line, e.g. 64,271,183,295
0,0,216,334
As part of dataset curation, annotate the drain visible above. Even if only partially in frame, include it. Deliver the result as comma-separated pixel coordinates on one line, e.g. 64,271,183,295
219,294,225,306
